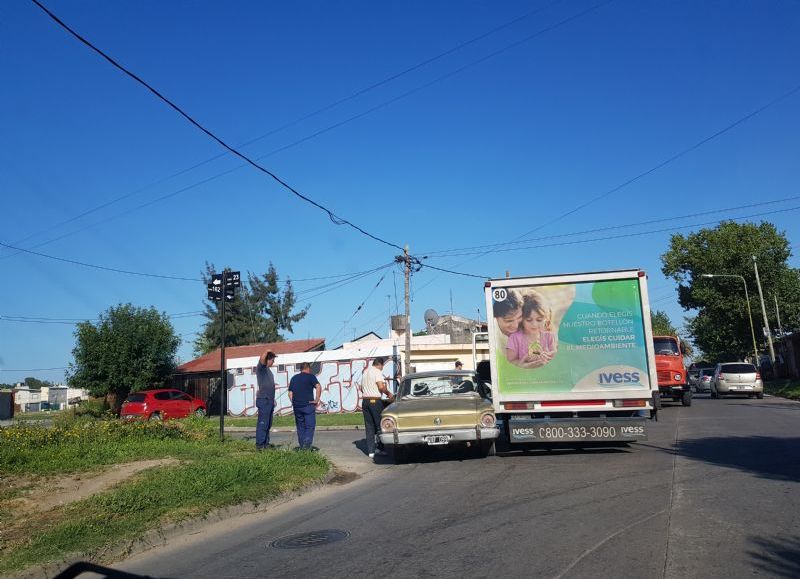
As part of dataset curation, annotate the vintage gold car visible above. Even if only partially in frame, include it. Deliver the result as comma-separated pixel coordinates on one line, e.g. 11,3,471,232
379,370,499,463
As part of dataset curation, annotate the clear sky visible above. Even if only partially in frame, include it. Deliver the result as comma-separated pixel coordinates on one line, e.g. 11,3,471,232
1,0,799,383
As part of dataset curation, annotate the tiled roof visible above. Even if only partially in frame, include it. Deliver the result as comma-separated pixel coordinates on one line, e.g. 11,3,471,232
176,339,325,374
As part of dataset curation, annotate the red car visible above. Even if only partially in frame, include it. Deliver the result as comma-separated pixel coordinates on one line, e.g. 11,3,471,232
120,389,206,420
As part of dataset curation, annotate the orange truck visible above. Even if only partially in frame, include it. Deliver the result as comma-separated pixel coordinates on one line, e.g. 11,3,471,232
653,335,691,406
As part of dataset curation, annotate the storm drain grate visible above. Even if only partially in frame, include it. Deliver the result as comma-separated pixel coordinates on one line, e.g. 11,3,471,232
270,529,350,549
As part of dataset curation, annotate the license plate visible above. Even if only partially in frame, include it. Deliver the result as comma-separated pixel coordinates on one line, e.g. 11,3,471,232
423,435,450,446
509,420,648,443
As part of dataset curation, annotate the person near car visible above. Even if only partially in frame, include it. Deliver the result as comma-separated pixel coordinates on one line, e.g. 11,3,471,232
360,357,394,459
455,360,463,370
288,362,322,450
255,350,277,450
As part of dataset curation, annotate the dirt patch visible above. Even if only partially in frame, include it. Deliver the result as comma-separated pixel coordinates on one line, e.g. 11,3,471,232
328,469,360,485
6,459,181,515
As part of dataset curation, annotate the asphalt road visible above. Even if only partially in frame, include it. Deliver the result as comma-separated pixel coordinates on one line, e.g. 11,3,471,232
116,395,800,579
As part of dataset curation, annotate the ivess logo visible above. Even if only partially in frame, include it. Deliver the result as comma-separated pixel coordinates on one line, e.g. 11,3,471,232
434,417,442,425
599,372,641,384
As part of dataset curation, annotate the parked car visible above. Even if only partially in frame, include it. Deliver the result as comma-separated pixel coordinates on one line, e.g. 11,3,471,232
120,389,207,420
379,370,499,463
711,363,763,399
696,368,715,393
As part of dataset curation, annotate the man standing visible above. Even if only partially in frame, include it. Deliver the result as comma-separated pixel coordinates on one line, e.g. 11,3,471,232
255,351,276,450
288,362,321,450
360,357,393,459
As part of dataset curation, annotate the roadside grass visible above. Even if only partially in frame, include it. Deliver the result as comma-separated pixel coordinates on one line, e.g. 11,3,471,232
12,410,65,422
765,379,800,400
0,417,329,573
226,412,363,428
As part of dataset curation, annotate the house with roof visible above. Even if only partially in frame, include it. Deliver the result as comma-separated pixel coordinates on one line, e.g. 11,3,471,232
172,338,325,413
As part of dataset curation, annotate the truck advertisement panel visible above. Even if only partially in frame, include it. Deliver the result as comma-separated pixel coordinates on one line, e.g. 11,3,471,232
489,277,652,396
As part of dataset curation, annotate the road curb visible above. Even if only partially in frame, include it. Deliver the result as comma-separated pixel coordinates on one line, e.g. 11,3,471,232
11,466,338,579
226,425,362,432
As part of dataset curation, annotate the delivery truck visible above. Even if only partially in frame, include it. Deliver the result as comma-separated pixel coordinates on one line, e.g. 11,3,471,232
484,269,660,448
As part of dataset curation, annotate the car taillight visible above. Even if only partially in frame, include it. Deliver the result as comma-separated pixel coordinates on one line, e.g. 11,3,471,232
380,416,396,432
756,372,761,379
719,374,725,380
480,413,496,428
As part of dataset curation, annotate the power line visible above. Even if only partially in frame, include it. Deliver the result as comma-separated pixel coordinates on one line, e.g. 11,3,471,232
0,310,205,325
0,238,202,281
411,80,800,292
325,271,389,349
0,367,66,372
2,1,560,259
423,204,800,257
29,0,403,251
513,82,800,242
13,0,610,259
420,193,800,257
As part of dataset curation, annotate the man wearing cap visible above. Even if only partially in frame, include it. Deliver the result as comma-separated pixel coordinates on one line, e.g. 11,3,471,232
360,357,393,459
255,351,277,450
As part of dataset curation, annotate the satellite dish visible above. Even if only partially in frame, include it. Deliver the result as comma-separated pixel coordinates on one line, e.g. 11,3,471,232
424,309,440,328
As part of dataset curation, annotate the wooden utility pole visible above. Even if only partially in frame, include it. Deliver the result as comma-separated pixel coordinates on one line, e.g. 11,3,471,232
404,245,412,375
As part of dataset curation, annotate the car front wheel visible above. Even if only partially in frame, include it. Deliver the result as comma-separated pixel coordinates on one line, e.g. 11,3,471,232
194,408,206,417
149,412,162,421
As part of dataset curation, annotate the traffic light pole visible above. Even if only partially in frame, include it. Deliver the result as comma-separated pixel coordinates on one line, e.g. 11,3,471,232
219,280,226,441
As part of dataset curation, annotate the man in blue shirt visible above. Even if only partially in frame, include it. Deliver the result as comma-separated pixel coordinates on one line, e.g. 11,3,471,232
288,362,322,450
255,350,277,450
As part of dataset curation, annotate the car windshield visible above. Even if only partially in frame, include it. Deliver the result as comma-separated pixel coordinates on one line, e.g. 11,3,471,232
653,338,680,356
126,393,146,403
399,374,477,398
720,363,757,373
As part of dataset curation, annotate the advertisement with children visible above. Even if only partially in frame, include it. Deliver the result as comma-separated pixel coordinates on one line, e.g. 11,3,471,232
491,279,653,395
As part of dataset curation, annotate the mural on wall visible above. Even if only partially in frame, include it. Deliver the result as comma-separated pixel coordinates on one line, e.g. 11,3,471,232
228,356,398,416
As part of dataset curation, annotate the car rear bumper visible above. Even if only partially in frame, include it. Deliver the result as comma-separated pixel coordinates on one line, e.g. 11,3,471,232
717,383,763,393
379,427,499,446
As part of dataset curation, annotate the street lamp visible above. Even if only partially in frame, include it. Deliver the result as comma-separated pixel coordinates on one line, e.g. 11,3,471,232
701,273,759,364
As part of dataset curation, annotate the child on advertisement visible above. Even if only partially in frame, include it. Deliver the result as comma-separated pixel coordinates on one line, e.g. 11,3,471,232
493,288,522,351
506,291,558,366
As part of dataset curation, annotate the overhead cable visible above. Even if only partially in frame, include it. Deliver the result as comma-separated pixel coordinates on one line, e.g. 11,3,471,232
13,0,610,259
29,0,403,251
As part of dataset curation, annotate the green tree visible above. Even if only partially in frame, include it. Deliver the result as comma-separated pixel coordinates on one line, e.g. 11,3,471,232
68,304,179,411
650,310,677,336
661,221,800,362
194,263,308,355
22,377,53,390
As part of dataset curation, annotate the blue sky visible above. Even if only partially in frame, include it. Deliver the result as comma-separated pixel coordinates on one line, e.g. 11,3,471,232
1,0,799,383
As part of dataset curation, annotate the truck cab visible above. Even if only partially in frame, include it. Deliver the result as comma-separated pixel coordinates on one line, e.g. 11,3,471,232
653,335,691,406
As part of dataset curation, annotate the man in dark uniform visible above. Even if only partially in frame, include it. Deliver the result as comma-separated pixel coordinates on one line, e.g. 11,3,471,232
288,362,321,450
255,351,276,450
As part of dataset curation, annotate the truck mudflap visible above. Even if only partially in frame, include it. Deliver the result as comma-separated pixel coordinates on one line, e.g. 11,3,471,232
508,418,648,443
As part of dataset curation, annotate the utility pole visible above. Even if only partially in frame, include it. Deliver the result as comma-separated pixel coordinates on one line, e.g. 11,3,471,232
752,256,776,366
404,245,412,375
774,294,784,337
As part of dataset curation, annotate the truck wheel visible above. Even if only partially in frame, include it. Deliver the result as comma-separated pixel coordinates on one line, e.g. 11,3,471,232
681,391,692,407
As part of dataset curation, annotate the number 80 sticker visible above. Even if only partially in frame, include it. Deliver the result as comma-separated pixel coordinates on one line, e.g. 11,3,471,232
493,288,507,302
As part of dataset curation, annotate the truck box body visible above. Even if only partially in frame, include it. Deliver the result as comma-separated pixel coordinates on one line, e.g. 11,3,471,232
484,269,659,445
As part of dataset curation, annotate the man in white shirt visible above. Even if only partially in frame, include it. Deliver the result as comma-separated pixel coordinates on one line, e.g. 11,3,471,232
360,357,393,459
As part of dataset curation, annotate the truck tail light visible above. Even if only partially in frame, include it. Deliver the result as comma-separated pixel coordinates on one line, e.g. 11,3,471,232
756,372,761,380
613,399,647,408
504,402,534,410
718,374,725,380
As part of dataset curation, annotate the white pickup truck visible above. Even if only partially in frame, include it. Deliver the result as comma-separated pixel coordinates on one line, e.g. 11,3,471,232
484,269,660,448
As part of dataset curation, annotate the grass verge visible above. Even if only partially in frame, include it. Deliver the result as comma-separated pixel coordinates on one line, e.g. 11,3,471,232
764,379,800,400
0,417,329,573
226,412,364,428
